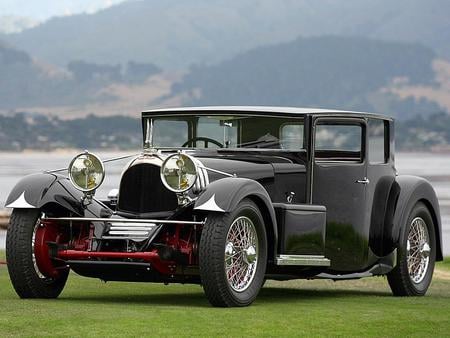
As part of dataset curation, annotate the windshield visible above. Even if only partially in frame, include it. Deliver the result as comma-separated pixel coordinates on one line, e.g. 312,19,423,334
144,115,304,150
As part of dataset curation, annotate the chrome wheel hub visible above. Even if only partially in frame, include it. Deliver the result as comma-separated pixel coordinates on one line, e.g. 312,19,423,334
224,216,258,292
243,245,257,264
407,217,431,284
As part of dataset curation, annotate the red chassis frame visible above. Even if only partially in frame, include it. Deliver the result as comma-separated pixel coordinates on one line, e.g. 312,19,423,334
35,217,204,278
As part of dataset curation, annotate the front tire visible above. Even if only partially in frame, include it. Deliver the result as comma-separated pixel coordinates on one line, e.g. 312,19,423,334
6,209,69,298
387,202,436,296
199,199,267,307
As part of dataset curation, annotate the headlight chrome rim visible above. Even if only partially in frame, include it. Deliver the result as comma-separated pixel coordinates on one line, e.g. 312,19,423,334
160,153,198,193
68,151,105,192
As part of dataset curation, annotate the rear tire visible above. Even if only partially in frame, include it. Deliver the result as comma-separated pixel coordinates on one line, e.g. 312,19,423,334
199,199,267,307
387,202,436,296
6,209,69,298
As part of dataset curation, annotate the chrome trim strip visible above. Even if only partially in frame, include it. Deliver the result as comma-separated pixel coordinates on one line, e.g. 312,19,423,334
194,158,210,192
198,165,234,178
44,217,205,225
109,228,153,232
109,231,150,236
100,236,149,240
276,254,330,266
109,225,156,229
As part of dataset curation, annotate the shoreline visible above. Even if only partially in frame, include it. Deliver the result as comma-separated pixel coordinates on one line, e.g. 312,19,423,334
0,149,137,155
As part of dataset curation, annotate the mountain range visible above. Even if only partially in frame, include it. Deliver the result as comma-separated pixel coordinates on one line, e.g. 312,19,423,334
2,0,450,70
0,0,449,122
170,36,442,119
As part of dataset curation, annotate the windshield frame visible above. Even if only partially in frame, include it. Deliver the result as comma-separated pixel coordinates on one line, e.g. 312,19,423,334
142,113,305,152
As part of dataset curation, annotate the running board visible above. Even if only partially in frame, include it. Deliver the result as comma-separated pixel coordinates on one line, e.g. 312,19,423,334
315,263,393,280
276,254,330,266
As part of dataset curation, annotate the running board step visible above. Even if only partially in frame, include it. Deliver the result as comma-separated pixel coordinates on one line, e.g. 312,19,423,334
276,255,330,266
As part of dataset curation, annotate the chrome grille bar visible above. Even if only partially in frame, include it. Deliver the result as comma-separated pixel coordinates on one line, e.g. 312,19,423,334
109,231,151,236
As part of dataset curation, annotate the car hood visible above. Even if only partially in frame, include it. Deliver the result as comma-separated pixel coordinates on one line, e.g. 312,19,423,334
195,153,303,183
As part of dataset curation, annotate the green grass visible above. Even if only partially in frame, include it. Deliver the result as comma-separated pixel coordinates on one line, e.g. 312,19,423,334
0,256,449,337
437,257,450,271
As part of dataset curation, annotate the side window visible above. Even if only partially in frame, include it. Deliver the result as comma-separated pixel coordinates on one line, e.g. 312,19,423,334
368,119,388,164
315,122,363,162
280,124,304,150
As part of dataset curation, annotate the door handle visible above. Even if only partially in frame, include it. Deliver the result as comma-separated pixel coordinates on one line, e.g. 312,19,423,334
355,177,370,185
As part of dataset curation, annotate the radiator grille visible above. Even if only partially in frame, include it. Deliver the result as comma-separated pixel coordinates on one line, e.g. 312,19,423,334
117,163,178,214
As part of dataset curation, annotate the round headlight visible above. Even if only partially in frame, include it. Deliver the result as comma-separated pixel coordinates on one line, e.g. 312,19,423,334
161,153,198,193
68,152,105,192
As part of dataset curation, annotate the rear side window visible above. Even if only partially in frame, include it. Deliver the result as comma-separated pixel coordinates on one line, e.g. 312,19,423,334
280,123,304,150
315,122,363,162
368,119,388,164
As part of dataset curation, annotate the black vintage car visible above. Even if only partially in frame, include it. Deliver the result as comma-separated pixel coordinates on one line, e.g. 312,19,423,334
5,107,443,307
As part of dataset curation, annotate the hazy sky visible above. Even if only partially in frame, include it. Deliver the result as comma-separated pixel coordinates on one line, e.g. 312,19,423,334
0,0,127,21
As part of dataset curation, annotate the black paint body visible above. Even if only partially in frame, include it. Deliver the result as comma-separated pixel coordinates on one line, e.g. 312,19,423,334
6,107,443,280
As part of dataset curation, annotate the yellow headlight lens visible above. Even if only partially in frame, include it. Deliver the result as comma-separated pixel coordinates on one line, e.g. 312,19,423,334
68,152,105,192
161,153,197,193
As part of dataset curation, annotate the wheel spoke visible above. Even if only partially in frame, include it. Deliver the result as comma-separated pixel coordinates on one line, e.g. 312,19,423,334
224,216,259,292
406,217,430,284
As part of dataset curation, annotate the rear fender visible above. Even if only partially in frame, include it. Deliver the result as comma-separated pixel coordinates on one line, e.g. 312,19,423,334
194,177,278,260
392,175,443,261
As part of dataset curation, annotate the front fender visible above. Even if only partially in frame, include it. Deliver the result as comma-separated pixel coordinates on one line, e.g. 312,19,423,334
392,175,443,261
194,177,278,260
5,173,108,218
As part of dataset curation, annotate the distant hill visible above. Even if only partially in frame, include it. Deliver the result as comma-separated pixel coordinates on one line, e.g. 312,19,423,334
0,41,161,110
1,36,446,119
0,15,38,34
3,0,450,69
170,36,442,119
0,42,70,109
0,113,140,151
0,111,448,151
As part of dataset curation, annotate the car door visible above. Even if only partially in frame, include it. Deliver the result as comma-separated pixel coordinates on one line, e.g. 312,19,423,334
312,117,368,271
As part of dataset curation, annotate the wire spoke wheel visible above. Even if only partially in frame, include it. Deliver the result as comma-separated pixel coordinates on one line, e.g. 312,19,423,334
199,199,267,307
225,216,258,292
406,217,431,284
387,202,436,297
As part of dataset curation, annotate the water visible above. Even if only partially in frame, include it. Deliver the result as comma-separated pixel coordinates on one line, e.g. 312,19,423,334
0,151,135,251
0,151,449,255
395,152,450,256
0,151,136,205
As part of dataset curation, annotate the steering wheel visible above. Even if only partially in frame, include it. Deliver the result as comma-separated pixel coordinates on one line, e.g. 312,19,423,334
182,137,223,148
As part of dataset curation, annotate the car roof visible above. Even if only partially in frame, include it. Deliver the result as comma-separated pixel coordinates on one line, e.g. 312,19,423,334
142,106,392,120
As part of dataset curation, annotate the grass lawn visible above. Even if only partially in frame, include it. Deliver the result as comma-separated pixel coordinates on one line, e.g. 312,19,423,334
0,254,449,337
437,257,450,270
